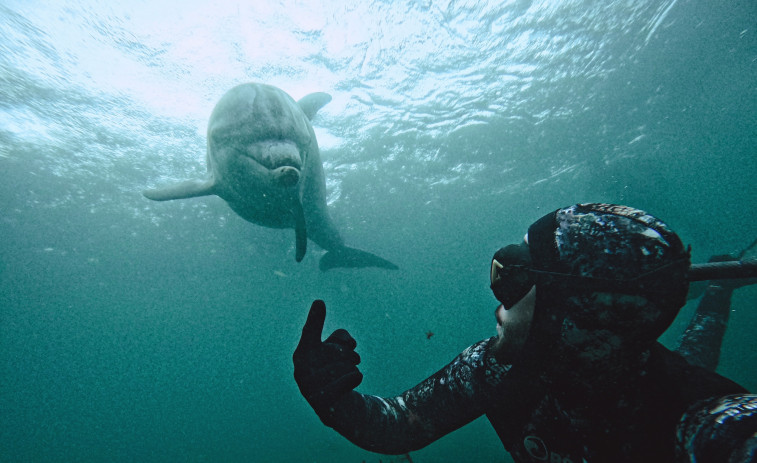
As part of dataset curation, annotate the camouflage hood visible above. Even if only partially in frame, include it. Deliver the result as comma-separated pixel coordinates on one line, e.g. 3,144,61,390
520,204,691,380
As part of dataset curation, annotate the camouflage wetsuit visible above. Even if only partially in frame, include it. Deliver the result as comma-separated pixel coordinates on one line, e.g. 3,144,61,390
320,336,755,462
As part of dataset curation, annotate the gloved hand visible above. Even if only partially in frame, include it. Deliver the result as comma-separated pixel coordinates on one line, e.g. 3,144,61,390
293,300,363,421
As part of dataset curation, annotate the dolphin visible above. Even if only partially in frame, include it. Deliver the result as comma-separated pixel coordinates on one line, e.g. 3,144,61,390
143,83,397,271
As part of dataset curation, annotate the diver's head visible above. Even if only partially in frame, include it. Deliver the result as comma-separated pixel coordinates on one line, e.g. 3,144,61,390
490,203,691,350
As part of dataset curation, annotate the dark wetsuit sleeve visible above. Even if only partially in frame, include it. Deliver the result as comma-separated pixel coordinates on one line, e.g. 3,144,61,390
675,284,734,371
317,337,511,455
676,394,757,463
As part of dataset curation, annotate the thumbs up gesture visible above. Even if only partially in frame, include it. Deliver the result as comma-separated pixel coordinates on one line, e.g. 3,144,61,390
293,300,363,419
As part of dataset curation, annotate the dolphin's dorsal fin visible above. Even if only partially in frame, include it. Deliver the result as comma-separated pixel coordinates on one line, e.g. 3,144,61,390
143,178,217,201
298,92,332,120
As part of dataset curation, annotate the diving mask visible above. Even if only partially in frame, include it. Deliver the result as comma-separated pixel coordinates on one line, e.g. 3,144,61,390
490,242,535,309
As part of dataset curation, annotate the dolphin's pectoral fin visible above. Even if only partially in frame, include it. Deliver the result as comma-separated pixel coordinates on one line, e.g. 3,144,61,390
297,92,332,120
143,178,216,201
293,201,308,262
318,247,398,271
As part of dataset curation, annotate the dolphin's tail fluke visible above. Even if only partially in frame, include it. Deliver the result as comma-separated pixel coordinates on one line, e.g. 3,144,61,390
319,246,398,271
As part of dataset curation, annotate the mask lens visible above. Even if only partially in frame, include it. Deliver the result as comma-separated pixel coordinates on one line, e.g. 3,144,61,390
490,243,534,309
490,259,504,286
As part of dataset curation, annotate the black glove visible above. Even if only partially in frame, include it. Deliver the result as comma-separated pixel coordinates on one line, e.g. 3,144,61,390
293,300,363,420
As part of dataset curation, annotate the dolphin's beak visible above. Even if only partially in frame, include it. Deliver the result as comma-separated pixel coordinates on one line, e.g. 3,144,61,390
271,166,300,187
244,141,303,171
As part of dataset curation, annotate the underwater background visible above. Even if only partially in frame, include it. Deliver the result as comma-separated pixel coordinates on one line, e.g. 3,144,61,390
1,1,755,461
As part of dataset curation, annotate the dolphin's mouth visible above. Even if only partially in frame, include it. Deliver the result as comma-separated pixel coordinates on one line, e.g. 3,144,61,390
245,140,303,171
272,165,300,187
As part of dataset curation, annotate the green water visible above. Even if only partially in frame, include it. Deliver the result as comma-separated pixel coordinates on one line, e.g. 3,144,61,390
1,1,755,461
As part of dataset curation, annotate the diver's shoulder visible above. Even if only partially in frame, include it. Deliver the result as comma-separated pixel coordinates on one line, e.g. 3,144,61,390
652,343,748,396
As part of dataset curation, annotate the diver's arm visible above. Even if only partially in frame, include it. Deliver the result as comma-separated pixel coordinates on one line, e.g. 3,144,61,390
675,283,733,371
320,337,508,454
676,394,757,462
293,301,508,454
676,249,757,371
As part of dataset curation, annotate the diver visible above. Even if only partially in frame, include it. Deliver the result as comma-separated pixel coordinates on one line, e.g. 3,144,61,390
293,203,757,462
